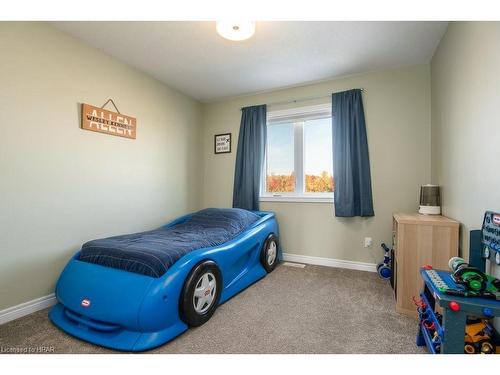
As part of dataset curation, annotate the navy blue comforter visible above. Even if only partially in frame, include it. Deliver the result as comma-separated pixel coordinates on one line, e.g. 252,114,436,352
79,208,260,278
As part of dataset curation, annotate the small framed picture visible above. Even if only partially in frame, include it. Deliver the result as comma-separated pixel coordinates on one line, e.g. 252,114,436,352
214,133,232,154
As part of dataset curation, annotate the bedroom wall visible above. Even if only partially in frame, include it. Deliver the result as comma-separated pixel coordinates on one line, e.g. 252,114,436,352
431,22,500,283
201,65,431,265
0,22,203,310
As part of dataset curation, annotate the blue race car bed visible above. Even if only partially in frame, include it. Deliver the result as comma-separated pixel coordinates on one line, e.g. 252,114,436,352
49,208,280,351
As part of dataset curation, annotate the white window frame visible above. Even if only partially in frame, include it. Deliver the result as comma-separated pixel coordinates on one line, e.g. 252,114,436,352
260,103,333,203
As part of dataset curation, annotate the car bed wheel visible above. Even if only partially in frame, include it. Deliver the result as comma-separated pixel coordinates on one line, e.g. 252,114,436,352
180,261,222,327
261,234,279,273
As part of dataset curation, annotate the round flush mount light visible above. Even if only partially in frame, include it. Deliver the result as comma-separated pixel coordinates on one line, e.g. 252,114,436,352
216,21,255,41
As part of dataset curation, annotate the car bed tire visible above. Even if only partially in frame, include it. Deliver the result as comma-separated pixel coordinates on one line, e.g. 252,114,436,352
260,234,279,273
180,260,222,327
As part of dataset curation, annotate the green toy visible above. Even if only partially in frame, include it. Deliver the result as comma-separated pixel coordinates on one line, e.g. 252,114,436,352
448,257,500,299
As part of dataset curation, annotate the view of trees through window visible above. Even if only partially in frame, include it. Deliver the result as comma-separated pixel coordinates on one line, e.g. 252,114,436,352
266,172,333,193
265,117,333,194
305,172,334,193
266,173,295,192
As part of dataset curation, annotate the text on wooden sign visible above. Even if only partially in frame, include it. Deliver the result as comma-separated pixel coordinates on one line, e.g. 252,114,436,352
81,103,136,139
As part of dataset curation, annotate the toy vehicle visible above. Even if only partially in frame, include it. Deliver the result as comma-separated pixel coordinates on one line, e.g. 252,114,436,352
377,243,392,279
464,319,496,354
49,208,280,351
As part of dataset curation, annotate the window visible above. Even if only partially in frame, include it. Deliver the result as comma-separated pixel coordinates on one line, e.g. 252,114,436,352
261,104,334,202
266,122,295,192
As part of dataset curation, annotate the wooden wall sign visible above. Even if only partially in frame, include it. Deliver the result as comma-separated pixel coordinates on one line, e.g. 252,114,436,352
81,103,136,139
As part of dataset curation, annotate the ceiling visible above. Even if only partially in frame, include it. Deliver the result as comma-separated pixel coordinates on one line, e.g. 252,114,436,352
53,21,448,102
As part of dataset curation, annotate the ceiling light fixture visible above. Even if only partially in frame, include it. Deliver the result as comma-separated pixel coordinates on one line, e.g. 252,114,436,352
216,21,255,41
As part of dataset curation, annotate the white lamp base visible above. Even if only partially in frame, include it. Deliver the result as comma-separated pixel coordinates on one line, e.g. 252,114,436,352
419,205,441,215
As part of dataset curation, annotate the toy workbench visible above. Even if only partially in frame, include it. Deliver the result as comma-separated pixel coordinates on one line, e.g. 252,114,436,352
416,268,500,354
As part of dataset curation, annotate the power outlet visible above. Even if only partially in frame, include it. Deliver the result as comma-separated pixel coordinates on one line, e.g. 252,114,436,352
364,237,373,248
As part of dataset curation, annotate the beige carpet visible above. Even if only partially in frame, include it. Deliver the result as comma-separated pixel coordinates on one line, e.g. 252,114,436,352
0,264,424,354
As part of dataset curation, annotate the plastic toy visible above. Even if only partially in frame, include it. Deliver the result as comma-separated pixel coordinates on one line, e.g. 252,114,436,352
49,210,280,351
376,243,392,279
481,211,500,265
448,257,500,299
464,319,496,354
417,267,500,353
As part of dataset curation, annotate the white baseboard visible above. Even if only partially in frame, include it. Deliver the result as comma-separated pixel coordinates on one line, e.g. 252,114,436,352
0,293,56,325
282,252,377,273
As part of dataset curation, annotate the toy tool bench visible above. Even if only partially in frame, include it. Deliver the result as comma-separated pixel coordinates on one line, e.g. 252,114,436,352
416,268,500,353
416,211,500,354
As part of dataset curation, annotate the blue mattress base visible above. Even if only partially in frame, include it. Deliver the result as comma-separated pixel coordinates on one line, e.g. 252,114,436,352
49,210,279,351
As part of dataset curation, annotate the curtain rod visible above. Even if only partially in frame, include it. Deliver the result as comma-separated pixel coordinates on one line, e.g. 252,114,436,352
240,88,365,110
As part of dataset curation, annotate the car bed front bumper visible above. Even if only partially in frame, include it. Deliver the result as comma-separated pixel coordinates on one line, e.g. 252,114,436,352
49,303,187,351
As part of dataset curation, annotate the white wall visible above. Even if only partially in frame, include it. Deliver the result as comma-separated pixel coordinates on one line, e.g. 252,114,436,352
202,65,431,265
431,22,500,284
0,22,203,310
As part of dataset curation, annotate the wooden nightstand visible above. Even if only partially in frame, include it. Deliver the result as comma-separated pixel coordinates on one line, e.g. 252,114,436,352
392,213,459,317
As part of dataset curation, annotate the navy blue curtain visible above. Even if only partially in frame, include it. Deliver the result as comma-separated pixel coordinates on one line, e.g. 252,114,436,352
332,89,374,217
232,104,267,211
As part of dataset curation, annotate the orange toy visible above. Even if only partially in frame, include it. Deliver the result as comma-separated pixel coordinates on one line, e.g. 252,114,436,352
464,319,497,354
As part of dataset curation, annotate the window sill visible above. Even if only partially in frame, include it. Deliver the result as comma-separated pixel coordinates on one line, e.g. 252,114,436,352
259,196,334,203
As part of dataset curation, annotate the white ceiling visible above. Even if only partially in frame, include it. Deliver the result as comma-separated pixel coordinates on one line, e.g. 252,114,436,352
53,21,448,102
